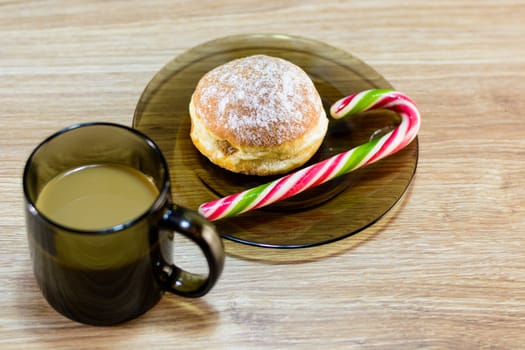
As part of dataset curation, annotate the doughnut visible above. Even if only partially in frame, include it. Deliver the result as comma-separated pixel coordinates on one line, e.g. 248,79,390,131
189,54,328,176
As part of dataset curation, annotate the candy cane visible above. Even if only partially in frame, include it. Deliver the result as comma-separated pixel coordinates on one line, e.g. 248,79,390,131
198,89,421,221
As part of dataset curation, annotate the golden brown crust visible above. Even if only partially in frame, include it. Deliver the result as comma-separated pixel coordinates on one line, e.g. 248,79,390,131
189,54,328,175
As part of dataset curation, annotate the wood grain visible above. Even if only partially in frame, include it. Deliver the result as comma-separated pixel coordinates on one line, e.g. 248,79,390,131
1,1,524,349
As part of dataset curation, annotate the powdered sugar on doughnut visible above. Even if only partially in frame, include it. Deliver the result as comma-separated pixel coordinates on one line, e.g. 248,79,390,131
193,55,323,147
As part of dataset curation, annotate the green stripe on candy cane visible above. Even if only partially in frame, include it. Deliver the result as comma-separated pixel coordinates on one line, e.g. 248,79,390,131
221,181,274,219
333,136,382,178
338,89,394,116
198,89,421,221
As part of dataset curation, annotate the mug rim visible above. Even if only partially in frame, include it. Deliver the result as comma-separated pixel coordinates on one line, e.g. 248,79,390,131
22,122,172,235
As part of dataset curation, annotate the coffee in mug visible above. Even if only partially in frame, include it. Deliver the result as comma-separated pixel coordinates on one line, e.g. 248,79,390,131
35,164,159,231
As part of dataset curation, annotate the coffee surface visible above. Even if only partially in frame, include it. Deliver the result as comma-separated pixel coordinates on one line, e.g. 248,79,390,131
36,164,159,230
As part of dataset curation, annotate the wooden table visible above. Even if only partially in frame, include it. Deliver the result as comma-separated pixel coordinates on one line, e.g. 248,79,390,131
2,1,524,348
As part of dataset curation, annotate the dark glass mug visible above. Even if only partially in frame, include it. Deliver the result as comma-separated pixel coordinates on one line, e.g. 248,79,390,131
23,122,225,326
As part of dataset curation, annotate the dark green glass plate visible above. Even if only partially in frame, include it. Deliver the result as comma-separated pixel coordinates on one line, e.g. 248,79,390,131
133,34,418,248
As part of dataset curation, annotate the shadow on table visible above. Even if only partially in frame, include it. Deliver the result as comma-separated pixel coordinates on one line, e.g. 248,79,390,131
223,177,417,264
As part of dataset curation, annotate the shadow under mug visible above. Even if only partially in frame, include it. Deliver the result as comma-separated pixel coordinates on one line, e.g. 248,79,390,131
22,122,225,326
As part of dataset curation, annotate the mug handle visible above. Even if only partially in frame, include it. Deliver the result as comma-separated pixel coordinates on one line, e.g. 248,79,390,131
156,205,224,297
